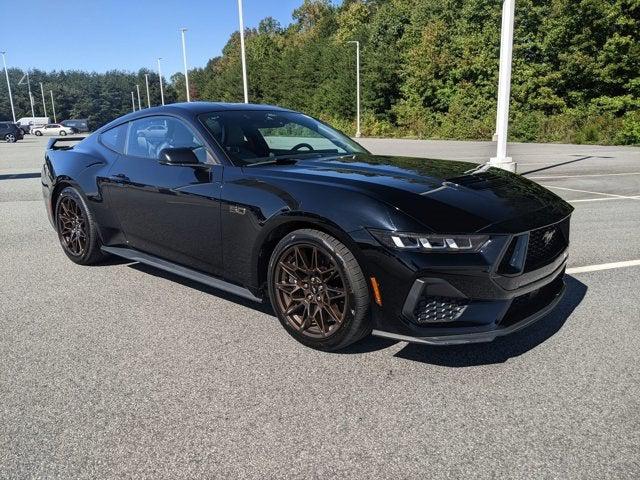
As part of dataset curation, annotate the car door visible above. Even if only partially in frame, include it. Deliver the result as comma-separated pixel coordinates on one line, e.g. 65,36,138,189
105,115,224,275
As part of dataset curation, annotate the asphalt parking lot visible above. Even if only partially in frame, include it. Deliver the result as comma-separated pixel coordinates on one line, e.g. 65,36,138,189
1,135,639,479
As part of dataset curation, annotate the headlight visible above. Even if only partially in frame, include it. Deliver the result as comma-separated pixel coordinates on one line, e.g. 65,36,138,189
369,229,490,253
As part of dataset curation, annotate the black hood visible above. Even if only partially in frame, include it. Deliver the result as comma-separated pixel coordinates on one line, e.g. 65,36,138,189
260,154,573,233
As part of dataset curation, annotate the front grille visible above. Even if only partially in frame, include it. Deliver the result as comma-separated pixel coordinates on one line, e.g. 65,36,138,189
524,218,570,272
412,296,469,325
500,273,564,327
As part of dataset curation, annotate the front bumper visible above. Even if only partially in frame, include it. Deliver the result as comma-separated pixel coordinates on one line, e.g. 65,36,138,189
353,220,571,346
372,271,565,346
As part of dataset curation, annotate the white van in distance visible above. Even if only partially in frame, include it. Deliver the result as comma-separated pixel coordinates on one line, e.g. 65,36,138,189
16,117,50,134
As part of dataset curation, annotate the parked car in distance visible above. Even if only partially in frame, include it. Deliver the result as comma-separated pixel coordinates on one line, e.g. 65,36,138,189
61,119,89,133
33,124,74,136
139,123,168,138
41,102,573,351
0,121,24,142
17,117,50,134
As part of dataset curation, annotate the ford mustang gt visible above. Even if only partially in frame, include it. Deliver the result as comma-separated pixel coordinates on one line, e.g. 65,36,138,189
41,102,573,351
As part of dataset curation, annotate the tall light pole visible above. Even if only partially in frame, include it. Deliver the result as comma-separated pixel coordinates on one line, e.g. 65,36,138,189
50,90,57,123
237,0,249,103
40,82,48,118
489,0,517,172
136,84,142,110
1,52,16,122
347,41,361,138
18,71,36,118
144,74,151,108
27,73,35,118
131,91,136,112
157,58,165,105
180,28,191,102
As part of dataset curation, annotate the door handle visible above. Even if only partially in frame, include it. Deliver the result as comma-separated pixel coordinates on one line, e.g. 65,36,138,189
111,173,129,181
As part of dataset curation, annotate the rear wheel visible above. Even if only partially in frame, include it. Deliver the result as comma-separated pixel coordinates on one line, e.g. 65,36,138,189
4,133,16,143
35,130,42,136
60,130,67,136
268,229,371,351
55,187,107,265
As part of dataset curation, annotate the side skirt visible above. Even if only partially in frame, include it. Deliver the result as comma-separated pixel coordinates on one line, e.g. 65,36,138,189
101,246,263,303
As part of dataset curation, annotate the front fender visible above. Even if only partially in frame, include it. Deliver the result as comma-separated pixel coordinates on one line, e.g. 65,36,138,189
220,166,427,291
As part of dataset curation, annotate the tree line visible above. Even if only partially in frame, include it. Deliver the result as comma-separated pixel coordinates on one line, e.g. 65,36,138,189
1,0,638,144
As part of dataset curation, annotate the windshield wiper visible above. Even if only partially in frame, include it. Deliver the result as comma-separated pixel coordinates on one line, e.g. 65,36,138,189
246,157,301,167
246,152,334,167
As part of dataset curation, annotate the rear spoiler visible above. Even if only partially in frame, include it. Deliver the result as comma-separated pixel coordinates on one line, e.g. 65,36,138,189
47,137,85,151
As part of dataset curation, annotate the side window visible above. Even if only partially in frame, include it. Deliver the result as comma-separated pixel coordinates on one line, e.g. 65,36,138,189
100,123,128,154
126,116,207,162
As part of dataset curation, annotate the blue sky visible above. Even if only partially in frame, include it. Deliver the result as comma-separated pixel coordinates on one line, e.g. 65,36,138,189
0,0,307,76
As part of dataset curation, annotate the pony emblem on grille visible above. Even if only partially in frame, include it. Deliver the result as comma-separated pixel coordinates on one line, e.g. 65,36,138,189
542,229,556,246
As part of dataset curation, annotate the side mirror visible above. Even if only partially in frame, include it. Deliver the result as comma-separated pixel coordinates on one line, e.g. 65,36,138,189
158,147,201,166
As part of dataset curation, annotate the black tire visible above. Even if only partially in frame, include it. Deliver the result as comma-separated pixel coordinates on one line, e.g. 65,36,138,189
5,133,16,143
267,229,371,351
35,130,42,136
60,130,67,136
54,186,107,265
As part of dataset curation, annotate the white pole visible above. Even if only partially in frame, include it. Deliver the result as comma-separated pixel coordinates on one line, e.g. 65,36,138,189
144,74,151,108
157,58,165,106
50,90,57,123
131,91,136,112
136,84,142,110
40,82,48,118
180,28,191,102
347,41,361,138
26,72,35,118
489,0,517,172
1,52,16,122
237,0,249,103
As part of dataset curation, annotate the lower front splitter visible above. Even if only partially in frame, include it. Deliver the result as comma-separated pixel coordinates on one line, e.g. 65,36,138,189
371,283,566,346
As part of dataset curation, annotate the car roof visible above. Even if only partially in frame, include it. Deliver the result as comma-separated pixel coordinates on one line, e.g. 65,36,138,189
97,102,292,133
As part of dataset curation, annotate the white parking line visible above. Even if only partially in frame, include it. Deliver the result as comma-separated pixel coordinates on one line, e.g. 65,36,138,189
570,197,640,204
541,185,640,200
567,260,640,274
530,172,640,180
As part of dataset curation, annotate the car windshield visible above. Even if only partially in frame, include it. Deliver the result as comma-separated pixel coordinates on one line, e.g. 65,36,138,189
199,110,367,165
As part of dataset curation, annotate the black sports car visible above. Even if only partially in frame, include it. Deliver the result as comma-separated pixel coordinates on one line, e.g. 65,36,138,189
41,102,573,351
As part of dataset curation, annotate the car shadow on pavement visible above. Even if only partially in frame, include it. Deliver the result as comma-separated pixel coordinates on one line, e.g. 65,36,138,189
125,263,587,361
393,275,587,367
128,263,275,315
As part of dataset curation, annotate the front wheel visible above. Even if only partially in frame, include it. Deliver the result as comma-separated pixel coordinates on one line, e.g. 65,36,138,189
267,229,371,351
35,130,42,136
4,133,16,143
60,130,67,136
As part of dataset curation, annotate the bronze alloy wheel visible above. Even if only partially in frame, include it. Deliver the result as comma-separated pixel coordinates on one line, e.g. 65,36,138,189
273,243,349,339
57,196,87,257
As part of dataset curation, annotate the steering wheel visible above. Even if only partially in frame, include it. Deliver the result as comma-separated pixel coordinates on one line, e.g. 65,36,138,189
291,143,314,152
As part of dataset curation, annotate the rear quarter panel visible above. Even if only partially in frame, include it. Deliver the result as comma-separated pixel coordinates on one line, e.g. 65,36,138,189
43,137,122,243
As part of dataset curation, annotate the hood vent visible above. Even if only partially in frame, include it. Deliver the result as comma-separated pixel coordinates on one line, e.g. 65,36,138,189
447,171,509,190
